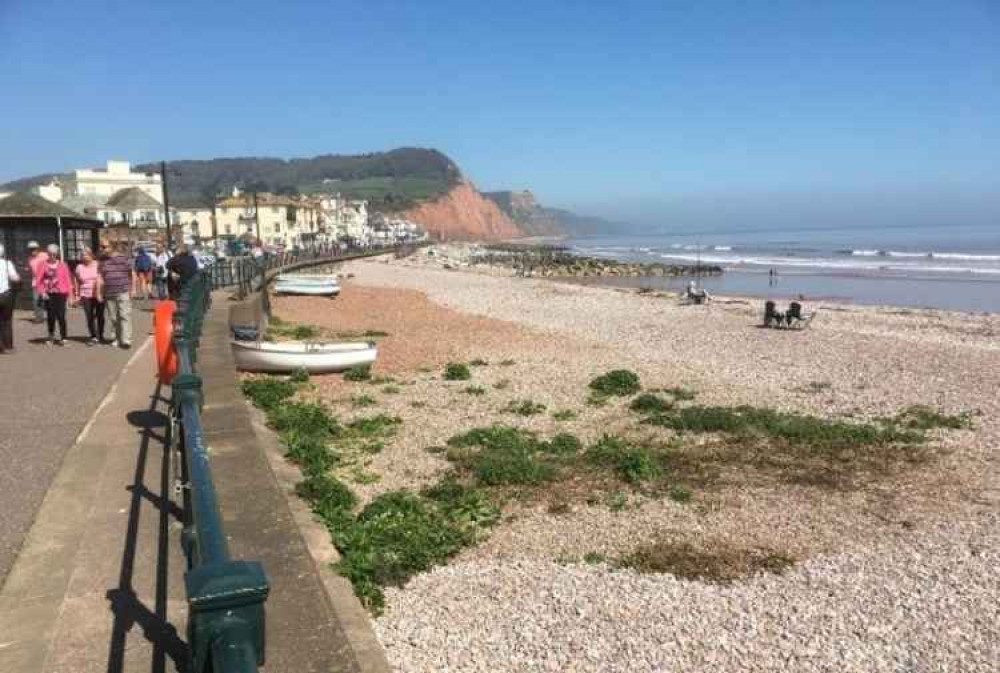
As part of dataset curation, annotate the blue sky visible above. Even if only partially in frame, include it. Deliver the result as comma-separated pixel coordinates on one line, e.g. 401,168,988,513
1,0,997,227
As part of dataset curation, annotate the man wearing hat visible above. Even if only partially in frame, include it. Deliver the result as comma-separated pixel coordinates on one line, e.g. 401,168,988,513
27,241,48,322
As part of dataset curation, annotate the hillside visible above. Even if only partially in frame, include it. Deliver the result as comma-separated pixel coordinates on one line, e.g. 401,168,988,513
134,148,461,209
484,190,623,237
0,148,462,210
2,149,625,240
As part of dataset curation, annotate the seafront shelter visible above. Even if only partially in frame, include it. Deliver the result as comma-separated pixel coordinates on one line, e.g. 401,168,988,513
0,191,103,307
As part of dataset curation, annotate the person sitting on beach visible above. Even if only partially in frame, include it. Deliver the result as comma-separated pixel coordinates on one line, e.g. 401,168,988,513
684,281,711,304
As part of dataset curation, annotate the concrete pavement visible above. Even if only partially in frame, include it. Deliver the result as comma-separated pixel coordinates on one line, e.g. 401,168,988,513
0,291,388,672
0,303,153,585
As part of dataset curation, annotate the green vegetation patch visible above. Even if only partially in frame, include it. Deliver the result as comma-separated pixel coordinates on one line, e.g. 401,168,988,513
346,414,402,438
589,369,641,397
444,362,472,381
658,386,697,401
241,376,298,410
447,425,556,486
629,393,674,415
344,365,373,382
621,540,795,583
645,405,922,451
552,409,578,421
335,491,474,611
352,395,377,408
505,399,547,416
892,405,972,430
463,386,486,396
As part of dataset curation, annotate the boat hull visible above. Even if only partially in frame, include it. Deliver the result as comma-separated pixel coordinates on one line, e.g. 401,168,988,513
273,282,341,296
232,340,376,373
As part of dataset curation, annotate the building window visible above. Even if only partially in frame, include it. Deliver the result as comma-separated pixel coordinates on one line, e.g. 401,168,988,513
274,223,281,233
225,225,232,235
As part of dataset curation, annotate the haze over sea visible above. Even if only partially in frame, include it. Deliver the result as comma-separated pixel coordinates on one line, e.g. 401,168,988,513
565,221,1000,313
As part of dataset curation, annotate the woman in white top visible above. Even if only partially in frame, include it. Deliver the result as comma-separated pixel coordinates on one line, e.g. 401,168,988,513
0,243,22,353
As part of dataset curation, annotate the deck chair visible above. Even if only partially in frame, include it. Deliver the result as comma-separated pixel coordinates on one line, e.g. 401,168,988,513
785,301,816,329
763,300,784,327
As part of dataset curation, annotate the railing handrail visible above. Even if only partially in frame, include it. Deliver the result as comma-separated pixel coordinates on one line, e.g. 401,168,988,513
170,243,405,672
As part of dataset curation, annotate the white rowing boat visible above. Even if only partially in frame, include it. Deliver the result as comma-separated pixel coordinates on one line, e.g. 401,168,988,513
232,340,377,373
273,279,341,296
276,274,340,285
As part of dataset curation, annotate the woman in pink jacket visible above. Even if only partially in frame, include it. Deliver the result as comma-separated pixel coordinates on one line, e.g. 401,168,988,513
36,244,73,345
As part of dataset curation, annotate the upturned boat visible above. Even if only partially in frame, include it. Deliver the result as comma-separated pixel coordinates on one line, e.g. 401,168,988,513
231,340,376,373
273,276,341,296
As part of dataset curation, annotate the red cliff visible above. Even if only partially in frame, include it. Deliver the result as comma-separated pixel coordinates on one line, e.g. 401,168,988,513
400,180,523,241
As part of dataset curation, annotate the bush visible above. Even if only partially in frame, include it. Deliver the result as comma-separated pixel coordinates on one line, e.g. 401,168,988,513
469,358,489,367
589,370,641,397
463,386,486,396
344,365,373,382
352,395,377,408
630,393,673,415
618,448,662,484
552,409,578,421
444,362,472,381
242,377,298,410
290,368,310,384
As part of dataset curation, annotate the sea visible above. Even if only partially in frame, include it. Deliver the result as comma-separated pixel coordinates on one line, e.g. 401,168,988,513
562,222,1000,314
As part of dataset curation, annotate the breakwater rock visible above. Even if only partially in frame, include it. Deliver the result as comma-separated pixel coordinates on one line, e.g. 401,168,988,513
472,244,723,278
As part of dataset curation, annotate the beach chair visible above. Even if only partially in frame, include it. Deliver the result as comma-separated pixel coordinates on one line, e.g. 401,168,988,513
785,301,816,329
763,300,784,327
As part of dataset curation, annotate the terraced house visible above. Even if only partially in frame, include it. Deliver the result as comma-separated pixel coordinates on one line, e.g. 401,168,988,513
214,192,321,248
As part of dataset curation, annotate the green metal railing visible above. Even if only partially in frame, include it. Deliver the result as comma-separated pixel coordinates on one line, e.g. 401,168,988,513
169,243,414,671
172,274,269,673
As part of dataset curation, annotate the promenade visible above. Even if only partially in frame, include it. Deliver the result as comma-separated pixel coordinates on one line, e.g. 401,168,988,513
0,304,153,584
0,286,388,672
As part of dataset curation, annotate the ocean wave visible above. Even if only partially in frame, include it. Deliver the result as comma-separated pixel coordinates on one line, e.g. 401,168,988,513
840,249,1000,261
658,253,1000,276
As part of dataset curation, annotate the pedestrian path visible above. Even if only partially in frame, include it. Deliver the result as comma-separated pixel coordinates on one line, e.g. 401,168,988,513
0,338,189,672
0,304,153,584
0,292,386,672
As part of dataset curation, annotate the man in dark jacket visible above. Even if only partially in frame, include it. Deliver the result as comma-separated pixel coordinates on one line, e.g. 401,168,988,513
166,245,199,298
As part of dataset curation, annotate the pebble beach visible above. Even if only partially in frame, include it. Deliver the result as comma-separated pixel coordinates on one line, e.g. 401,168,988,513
273,248,1000,673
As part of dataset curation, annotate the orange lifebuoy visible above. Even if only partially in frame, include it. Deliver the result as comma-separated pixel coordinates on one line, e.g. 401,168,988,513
155,300,178,384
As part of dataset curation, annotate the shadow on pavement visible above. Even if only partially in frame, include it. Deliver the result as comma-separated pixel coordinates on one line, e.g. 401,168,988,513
107,383,189,673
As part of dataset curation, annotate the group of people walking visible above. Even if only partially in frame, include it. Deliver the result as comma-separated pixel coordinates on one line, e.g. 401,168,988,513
0,239,198,355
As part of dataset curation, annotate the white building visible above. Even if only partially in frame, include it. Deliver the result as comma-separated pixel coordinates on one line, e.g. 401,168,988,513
65,160,163,203
30,182,64,203
317,194,370,242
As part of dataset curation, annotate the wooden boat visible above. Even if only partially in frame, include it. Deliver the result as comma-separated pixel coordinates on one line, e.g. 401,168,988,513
232,340,377,373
